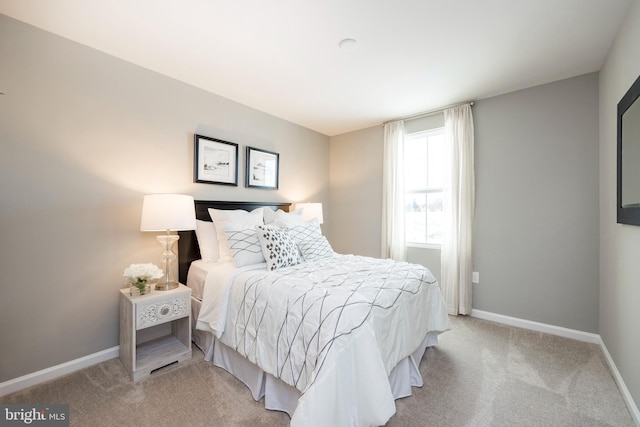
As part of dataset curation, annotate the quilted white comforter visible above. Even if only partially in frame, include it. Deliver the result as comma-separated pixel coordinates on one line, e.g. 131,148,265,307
196,254,450,426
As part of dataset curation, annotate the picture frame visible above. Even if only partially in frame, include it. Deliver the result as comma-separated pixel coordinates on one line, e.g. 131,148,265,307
246,146,279,190
194,134,238,186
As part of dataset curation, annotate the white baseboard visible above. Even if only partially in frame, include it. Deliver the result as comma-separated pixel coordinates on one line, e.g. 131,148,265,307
470,309,640,426
0,346,119,398
470,309,600,343
597,336,640,426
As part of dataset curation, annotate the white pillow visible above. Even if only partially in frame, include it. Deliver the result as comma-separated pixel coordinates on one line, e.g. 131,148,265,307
262,207,279,224
208,208,264,261
208,208,264,226
298,236,335,261
221,223,265,267
194,220,219,262
263,207,304,226
257,226,301,271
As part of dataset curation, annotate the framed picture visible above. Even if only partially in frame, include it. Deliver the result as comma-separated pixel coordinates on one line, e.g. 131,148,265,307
194,134,238,186
246,146,279,190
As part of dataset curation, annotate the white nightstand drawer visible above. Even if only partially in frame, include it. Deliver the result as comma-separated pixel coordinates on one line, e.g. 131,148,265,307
136,294,189,329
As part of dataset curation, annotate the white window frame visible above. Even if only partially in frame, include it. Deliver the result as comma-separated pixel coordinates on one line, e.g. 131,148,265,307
404,127,445,249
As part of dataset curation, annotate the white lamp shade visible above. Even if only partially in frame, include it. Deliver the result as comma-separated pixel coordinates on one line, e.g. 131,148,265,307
140,194,196,231
296,202,324,224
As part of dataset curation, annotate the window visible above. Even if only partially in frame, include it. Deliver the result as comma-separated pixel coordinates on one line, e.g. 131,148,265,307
404,128,446,246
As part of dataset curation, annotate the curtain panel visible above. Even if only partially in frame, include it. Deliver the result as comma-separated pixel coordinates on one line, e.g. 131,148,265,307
441,104,475,315
381,120,406,261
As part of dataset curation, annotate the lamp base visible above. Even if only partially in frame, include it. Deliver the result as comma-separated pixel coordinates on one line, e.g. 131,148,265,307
155,234,180,291
155,281,179,291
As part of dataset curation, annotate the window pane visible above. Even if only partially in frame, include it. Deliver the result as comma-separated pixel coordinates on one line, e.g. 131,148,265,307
405,193,426,243
427,134,446,189
426,192,443,244
405,136,427,191
404,128,445,246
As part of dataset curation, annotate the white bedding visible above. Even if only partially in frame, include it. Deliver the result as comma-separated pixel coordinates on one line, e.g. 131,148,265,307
185,259,210,300
193,254,450,427
186,259,262,301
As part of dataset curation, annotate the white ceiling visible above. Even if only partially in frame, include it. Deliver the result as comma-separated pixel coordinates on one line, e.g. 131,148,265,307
0,0,633,136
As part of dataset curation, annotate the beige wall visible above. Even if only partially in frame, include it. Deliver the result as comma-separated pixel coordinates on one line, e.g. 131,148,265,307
0,15,329,383
599,0,640,409
328,125,383,257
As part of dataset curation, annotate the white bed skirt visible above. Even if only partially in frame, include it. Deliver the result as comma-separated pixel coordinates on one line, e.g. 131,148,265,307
191,296,439,418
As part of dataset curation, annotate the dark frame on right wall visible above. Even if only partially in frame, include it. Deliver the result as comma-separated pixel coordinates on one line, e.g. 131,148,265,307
246,146,279,190
617,73,640,225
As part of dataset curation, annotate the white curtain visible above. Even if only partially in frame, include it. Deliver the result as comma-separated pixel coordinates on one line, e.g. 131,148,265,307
381,120,406,261
441,104,475,315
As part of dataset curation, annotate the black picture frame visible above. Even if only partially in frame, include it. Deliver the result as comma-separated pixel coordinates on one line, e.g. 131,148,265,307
246,146,279,190
194,134,238,186
617,73,640,225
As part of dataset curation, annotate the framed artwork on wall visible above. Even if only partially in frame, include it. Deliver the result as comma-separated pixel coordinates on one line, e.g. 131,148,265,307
246,146,279,190
617,73,640,225
194,134,238,186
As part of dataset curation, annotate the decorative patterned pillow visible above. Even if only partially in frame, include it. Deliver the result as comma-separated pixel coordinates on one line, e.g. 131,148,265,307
221,223,265,267
286,218,322,243
257,226,301,270
297,236,335,261
209,208,264,261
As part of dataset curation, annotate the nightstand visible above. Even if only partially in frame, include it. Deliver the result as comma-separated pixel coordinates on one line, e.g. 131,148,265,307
119,284,192,381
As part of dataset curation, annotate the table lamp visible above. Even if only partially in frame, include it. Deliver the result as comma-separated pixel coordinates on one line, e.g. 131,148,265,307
140,194,196,290
296,202,324,224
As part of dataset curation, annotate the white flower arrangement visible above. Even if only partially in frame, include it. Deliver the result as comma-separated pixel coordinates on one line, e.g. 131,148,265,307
123,263,163,294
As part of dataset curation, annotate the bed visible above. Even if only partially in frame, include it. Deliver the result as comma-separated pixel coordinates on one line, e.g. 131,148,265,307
178,200,450,427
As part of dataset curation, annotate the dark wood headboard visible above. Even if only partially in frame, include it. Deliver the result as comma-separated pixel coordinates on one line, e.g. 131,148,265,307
177,200,291,284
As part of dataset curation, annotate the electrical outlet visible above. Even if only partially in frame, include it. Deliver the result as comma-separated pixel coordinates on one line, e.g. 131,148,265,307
472,271,480,284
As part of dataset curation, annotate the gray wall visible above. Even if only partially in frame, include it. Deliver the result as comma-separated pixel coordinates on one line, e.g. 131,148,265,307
406,247,441,283
0,15,330,383
599,0,640,408
330,73,600,334
473,73,599,333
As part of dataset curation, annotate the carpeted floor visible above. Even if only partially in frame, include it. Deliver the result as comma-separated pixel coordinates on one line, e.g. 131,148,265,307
1,316,635,426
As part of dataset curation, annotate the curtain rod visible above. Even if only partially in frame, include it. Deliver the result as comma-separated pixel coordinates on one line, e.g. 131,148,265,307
383,101,474,126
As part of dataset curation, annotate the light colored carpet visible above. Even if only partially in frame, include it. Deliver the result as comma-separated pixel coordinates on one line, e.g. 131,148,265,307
1,316,635,426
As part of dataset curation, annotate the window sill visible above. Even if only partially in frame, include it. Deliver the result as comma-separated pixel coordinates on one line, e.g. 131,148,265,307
406,242,441,250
